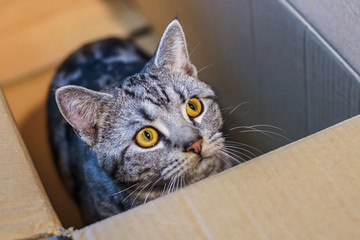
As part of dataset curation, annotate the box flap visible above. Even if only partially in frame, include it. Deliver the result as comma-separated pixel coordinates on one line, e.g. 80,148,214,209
73,115,360,239
0,89,62,239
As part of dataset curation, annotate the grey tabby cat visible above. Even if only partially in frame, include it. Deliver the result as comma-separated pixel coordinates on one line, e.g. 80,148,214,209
47,19,231,224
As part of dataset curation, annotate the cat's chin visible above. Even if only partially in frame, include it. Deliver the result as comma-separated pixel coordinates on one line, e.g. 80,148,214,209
185,154,224,183
123,154,225,209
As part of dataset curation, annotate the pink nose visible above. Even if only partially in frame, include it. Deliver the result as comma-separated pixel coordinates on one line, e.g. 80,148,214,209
186,139,203,154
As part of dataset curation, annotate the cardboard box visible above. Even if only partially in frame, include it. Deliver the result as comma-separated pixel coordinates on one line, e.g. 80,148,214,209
2,87,360,239
2,0,360,239
0,90,61,239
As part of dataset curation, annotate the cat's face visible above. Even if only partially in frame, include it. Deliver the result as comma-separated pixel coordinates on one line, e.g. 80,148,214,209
55,20,227,198
96,68,225,187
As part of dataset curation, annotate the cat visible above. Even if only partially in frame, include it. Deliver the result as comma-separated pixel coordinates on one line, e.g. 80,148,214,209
47,19,232,225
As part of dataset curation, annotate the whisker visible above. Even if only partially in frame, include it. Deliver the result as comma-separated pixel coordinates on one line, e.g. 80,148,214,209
168,177,175,194
224,140,263,154
217,153,233,167
167,176,176,194
122,172,162,203
250,124,286,133
224,146,256,159
238,128,279,141
144,176,163,204
109,182,140,197
225,142,259,153
224,144,258,156
176,176,180,192
239,129,292,142
221,106,236,113
222,149,247,162
223,135,232,140
230,125,291,142
173,176,177,193
178,175,182,191
131,181,152,208
228,102,251,116
197,62,218,74
220,150,245,164
223,102,252,125
122,185,141,202
189,41,202,57
162,183,167,197
173,176,180,193
220,151,241,164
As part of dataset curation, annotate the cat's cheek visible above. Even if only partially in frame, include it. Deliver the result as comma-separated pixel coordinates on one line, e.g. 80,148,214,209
193,110,222,136
201,139,222,159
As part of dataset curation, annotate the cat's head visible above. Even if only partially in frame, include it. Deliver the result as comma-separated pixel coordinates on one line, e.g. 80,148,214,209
55,20,227,195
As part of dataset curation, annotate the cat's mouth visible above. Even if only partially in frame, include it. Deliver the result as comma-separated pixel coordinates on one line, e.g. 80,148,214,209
160,153,207,180
123,153,223,206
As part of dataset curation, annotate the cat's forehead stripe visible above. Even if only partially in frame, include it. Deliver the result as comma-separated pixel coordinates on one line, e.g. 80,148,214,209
123,88,162,107
124,89,136,98
143,84,170,105
139,108,155,121
123,82,171,107
173,85,186,102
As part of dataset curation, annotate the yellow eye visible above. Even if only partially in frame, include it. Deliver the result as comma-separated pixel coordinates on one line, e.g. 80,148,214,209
136,127,159,148
186,98,202,118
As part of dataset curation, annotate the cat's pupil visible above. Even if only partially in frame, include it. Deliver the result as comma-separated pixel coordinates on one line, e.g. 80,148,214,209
188,103,196,111
144,131,151,140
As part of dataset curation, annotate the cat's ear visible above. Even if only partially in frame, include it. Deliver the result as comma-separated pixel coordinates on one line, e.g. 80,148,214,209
55,86,113,147
151,19,197,77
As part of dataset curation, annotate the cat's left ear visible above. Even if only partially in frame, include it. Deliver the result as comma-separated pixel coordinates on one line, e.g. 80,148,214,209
151,19,197,77
55,86,113,147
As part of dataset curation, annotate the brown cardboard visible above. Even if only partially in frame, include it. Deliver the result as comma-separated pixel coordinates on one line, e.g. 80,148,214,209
3,67,85,229
0,89,61,239
72,115,360,239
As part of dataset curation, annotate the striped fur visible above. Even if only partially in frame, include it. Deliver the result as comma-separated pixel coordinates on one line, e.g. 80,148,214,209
47,20,229,224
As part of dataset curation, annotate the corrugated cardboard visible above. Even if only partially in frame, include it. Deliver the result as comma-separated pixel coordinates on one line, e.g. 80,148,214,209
0,90,61,239
72,115,360,239
288,0,360,72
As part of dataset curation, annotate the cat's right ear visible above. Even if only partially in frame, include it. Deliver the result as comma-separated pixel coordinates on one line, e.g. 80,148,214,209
148,19,197,77
55,86,113,147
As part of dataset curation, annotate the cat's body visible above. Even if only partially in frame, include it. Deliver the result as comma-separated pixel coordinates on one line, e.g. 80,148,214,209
48,20,230,224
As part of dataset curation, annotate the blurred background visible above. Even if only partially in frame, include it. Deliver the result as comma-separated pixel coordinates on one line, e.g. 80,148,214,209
1,0,359,228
